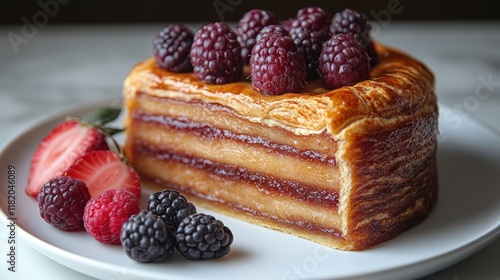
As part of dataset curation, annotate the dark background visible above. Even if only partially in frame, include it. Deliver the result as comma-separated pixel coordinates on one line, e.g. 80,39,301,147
2,0,499,24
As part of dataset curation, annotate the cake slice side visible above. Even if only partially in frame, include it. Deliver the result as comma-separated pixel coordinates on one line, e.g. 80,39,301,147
122,43,438,251
123,92,351,249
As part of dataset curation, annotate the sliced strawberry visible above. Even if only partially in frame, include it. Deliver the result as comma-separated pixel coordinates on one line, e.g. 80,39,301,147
65,150,141,199
26,120,109,197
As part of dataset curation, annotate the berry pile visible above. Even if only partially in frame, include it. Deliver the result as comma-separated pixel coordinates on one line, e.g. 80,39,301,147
152,6,376,94
121,190,233,262
28,108,234,262
30,107,143,244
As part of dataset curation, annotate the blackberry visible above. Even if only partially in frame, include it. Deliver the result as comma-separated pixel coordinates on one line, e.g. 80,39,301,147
190,22,243,84
236,9,279,64
153,24,194,72
175,213,233,260
250,34,306,95
147,189,196,233
330,8,371,47
318,34,371,90
255,24,289,43
289,7,331,79
37,176,90,231
120,211,175,263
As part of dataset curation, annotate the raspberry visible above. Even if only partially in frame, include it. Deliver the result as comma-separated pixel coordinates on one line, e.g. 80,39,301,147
84,189,141,245
236,9,279,64
37,176,90,231
120,211,175,263
318,34,371,90
289,7,331,78
153,24,194,72
330,8,371,47
190,22,243,84
250,34,306,95
147,189,196,233
255,24,289,43
175,213,233,260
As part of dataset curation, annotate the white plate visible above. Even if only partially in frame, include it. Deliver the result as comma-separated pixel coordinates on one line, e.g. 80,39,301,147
1,102,499,280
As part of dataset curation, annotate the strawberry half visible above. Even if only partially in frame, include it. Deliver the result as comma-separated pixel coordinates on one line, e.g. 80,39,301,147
26,120,108,197
65,150,141,199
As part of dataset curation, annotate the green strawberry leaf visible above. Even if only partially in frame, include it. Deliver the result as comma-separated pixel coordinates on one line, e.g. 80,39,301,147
100,126,124,136
84,107,122,125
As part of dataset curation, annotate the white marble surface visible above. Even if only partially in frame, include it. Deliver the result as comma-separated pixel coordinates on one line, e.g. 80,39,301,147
0,22,499,279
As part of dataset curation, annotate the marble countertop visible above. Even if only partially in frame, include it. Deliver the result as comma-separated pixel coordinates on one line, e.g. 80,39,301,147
0,22,499,279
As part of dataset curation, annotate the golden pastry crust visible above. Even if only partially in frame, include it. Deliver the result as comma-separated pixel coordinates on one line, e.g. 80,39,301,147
124,43,435,136
123,42,438,250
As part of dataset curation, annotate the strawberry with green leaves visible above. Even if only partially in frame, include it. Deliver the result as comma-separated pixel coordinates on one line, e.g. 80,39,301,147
25,107,140,199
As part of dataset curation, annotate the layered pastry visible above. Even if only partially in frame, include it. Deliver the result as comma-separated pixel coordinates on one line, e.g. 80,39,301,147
123,42,438,251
